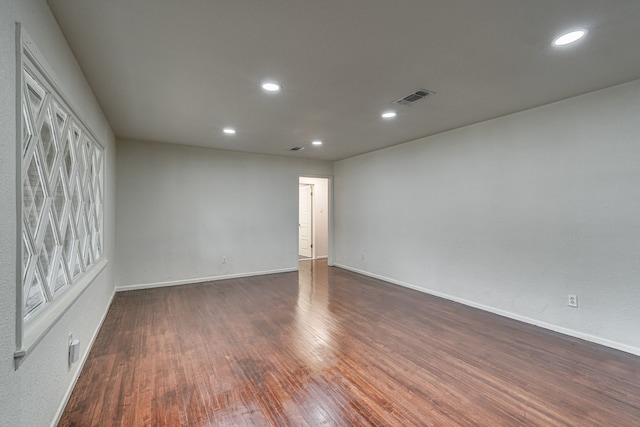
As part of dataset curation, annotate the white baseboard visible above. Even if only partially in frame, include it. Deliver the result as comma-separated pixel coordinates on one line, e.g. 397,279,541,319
116,267,298,292
334,264,640,357
51,288,116,427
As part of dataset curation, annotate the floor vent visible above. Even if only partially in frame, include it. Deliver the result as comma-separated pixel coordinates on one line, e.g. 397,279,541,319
394,89,435,106
288,146,304,151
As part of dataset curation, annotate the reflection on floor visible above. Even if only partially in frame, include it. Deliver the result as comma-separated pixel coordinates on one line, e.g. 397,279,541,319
59,260,640,426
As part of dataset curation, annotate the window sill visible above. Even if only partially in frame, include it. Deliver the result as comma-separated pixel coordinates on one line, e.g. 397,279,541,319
14,258,109,369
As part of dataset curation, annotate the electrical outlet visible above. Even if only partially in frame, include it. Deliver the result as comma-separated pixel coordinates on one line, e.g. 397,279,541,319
361,253,366,261
68,334,80,364
222,256,227,264
68,333,75,365
568,294,578,307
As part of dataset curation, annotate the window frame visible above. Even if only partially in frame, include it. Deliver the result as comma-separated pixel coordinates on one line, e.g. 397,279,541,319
14,24,108,368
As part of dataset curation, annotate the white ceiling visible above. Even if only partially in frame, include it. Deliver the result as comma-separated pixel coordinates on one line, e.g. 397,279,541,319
47,0,640,161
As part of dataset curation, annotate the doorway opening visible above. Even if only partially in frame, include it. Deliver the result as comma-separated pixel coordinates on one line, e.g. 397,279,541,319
299,177,330,261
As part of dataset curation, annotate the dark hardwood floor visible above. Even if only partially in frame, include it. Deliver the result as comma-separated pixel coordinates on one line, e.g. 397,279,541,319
59,260,640,426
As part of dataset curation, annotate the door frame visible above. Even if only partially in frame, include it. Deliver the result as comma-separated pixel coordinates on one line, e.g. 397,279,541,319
298,175,334,267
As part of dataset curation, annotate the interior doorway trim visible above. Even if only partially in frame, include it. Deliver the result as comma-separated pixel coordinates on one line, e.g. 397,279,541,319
298,175,333,267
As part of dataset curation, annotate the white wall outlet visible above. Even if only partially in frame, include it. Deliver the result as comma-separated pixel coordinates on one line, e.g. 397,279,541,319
361,253,366,261
568,294,578,307
222,256,227,264
68,333,80,364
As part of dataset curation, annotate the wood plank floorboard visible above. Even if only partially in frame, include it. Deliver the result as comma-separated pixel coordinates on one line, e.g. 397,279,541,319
59,260,640,426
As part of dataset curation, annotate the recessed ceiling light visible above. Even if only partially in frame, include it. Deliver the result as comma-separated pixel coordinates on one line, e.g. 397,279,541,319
312,140,323,146
261,82,281,92
223,127,236,134
553,29,587,46
381,111,397,119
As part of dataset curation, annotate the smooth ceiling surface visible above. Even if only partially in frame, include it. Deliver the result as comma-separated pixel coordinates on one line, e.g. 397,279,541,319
47,0,640,161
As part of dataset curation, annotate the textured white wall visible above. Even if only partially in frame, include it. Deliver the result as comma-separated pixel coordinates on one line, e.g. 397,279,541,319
334,79,640,355
0,0,116,425
116,139,333,289
0,0,19,425
300,176,330,258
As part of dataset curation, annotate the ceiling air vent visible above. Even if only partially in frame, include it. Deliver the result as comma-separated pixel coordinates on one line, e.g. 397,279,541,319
288,146,304,151
393,89,435,106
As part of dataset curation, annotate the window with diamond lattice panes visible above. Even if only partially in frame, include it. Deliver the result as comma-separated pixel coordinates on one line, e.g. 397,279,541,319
20,64,104,321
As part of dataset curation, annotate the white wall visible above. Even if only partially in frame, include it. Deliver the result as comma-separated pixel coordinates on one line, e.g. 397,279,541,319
0,0,116,425
334,79,640,355
300,176,329,258
116,139,332,289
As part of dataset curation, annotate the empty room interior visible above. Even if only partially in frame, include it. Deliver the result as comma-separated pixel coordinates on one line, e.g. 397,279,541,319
2,0,640,425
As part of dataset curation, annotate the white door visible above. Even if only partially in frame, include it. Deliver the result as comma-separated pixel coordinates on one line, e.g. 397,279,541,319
299,184,313,258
